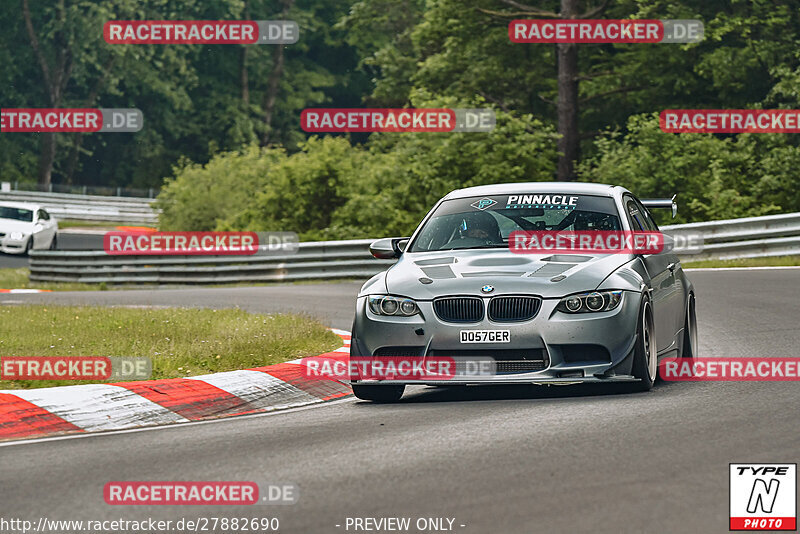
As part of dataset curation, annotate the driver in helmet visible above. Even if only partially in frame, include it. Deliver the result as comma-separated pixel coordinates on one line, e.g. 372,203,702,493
458,211,502,244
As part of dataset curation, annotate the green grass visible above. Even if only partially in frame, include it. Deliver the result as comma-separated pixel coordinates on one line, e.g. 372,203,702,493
683,255,800,268
0,268,101,291
0,305,341,389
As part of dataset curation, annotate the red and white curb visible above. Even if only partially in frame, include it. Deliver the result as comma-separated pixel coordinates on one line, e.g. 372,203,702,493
0,329,352,441
0,289,51,293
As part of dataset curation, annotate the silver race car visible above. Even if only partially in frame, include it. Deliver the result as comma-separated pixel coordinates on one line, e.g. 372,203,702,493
350,182,697,402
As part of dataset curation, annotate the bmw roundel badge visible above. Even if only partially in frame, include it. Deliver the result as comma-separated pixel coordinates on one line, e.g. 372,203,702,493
481,285,495,294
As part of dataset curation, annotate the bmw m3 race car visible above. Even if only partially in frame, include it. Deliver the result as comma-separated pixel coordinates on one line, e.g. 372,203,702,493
0,202,58,255
350,182,698,402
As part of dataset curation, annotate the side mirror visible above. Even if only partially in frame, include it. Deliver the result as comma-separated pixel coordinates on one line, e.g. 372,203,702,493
369,237,410,259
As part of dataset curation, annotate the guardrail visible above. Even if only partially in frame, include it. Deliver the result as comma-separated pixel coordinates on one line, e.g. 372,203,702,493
29,240,393,284
1,181,158,198
662,212,800,261
27,212,800,284
0,190,158,224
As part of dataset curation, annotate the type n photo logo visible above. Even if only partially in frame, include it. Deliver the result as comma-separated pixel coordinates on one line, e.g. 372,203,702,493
730,464,797,531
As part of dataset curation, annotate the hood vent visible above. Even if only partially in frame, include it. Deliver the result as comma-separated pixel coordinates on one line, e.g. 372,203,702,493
528,263,576,277
415,257,456,266
462,271,526,277
468,257,530,266
421,266,456,279
542,255,592,263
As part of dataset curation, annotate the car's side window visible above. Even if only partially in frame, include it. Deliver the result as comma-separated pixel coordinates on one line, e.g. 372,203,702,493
38,209,50,221
633,199,658,231
624,197,645,231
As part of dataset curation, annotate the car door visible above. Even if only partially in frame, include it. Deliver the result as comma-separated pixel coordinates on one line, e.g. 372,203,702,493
41,209,56,245
634,197,684,349
623,195,678,354
35,209,55,248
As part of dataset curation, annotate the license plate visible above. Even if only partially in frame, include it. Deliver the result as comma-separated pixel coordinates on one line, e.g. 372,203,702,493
460,330,511,343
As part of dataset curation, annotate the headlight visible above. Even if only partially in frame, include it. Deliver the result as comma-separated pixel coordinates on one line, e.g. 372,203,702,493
368,295,420,316
9,232,24,240
556,291,623,314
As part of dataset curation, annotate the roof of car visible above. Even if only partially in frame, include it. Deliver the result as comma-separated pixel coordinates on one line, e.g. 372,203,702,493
0,201,40,211
444,182,621,200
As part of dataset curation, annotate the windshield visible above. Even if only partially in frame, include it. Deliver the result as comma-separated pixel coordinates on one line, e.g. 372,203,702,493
0,206,34,222
409,193,621,252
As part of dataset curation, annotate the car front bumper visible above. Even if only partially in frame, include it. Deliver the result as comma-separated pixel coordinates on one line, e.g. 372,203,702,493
0,236,29,254
351,290,644,385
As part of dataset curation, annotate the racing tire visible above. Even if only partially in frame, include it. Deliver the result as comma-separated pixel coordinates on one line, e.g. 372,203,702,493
49,234,58,250
628,295,657,392
24,237,33,256
352,384,405,403
680,293,697,360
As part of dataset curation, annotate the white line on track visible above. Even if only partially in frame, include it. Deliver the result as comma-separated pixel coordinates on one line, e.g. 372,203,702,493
685,266,800,272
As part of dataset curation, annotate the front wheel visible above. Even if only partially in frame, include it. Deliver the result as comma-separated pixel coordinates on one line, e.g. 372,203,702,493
49,234,58,250
352,384,405,403
628,296,657,392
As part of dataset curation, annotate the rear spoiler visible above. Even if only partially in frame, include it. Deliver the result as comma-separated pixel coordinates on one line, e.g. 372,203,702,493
641,195,677,218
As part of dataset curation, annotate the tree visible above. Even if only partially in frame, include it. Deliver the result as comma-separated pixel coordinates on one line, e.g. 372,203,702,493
21,0,71,187
16,0,200,187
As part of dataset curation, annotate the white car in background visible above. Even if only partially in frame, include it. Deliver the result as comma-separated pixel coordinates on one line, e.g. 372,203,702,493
0,202,58,254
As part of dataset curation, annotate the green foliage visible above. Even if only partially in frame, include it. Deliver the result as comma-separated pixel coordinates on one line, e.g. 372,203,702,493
0,0,360,189
159,97,558,239
156,145,285,231
218,136,364,236
579,114,800,224
4,0,800,234
322,96,558,239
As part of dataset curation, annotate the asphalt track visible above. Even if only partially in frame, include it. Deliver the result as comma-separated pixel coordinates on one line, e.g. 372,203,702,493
1,269,799,534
